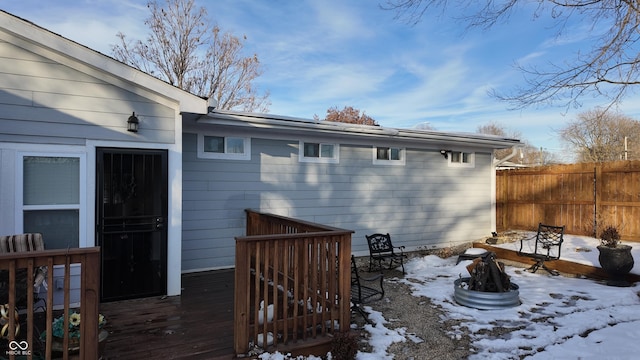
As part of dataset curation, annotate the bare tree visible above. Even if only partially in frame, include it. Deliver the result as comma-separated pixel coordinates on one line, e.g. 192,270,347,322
111,0,270,112
521,146,557,166
477,122,521,140
477,122,513,158
413,122,436,130
559,108,640,162
477,121,521,162
383,0,640,110
476,121,556,165
313,106,379,125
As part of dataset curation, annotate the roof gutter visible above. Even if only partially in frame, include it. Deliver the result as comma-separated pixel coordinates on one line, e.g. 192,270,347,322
197,110,521,149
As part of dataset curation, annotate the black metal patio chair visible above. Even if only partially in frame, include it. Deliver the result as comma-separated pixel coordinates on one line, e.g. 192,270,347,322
366,233,406,274
351,255,384,323
517,223,565,276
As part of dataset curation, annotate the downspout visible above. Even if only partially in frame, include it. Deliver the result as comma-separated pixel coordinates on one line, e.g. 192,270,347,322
491,146,522,234
493,146,520,167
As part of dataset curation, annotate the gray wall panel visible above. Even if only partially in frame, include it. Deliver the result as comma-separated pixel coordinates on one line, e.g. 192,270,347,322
182,132,495,271
0,42,176,144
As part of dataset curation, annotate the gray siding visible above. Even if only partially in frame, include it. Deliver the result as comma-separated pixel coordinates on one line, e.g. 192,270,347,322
0,41,176,144
182,133,493,271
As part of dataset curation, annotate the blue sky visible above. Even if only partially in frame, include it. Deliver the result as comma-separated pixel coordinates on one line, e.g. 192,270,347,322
4,0,640,157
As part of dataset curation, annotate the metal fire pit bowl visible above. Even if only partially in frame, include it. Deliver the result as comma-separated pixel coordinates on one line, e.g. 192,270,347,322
454,277,520,310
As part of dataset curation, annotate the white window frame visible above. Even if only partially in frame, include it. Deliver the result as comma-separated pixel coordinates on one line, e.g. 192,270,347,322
197,133,251,160
373,146,406,166
16,151,87,248
299,141,339,163
448,151,475,168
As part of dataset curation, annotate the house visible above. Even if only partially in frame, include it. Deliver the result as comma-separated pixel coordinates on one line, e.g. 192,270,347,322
182,111,521,271
0,11,207,302
0,10,521,302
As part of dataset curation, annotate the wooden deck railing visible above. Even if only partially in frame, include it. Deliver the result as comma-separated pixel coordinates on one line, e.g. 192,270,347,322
0,247,100,360
234,210,353,356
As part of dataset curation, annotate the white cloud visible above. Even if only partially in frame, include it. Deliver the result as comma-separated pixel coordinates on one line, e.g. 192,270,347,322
5,0,148,54
309,2,374,41
515,50,546,66
9,0,640,159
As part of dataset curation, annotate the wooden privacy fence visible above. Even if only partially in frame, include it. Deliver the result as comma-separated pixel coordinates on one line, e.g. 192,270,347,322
497,160,640,241
234,210,353,356
0,247,101,360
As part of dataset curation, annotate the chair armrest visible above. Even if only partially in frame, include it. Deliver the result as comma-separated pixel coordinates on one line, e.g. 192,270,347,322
518,234,535,255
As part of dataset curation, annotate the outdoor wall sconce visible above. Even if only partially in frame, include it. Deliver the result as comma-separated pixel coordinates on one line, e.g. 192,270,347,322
440,150,450,159
127,112,139,133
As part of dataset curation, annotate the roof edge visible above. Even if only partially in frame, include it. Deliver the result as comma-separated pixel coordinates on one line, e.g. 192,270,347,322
199,110,522,149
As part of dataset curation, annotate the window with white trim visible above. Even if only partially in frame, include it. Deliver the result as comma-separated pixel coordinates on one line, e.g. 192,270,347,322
373,146,405,165
19,154,85,249
448,151,475,167
299,141,339,163
197,134,251,160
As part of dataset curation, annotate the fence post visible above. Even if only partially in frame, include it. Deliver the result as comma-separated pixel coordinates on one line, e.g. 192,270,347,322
500,170,508,231
594,164,602,238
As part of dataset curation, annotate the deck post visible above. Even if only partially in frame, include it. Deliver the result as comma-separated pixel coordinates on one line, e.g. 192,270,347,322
234,239,251,354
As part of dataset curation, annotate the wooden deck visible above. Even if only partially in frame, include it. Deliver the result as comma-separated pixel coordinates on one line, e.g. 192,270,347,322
99,269,235,360
100,267,336,360
99,243,640,359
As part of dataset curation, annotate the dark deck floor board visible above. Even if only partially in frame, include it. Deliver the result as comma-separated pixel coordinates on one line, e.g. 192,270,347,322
100,269,235,359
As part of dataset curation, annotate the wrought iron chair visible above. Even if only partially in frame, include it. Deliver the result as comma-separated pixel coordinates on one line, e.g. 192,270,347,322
366,233,406,274
351,255,384,323
518,223,565,276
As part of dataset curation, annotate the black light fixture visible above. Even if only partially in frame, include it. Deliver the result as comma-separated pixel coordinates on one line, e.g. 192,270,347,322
440,150,450,159
127,112,139,133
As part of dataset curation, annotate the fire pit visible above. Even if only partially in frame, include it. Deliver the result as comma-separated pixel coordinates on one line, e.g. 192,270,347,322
454,252,520,309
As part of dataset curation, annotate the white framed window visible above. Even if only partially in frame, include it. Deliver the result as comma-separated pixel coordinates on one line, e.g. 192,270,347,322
17,153,86,249
197,133,251,160
299,141,339,163
448,151,475,168
373,146,406,165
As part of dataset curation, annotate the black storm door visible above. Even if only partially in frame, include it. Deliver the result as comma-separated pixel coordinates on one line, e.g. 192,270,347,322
96,148,168,302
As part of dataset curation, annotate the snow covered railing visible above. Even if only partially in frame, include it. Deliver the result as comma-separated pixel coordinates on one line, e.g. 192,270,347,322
234,209,352,356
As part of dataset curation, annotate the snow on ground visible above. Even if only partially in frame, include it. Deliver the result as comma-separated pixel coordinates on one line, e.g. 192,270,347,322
261,234,640,359
495,231,640,275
